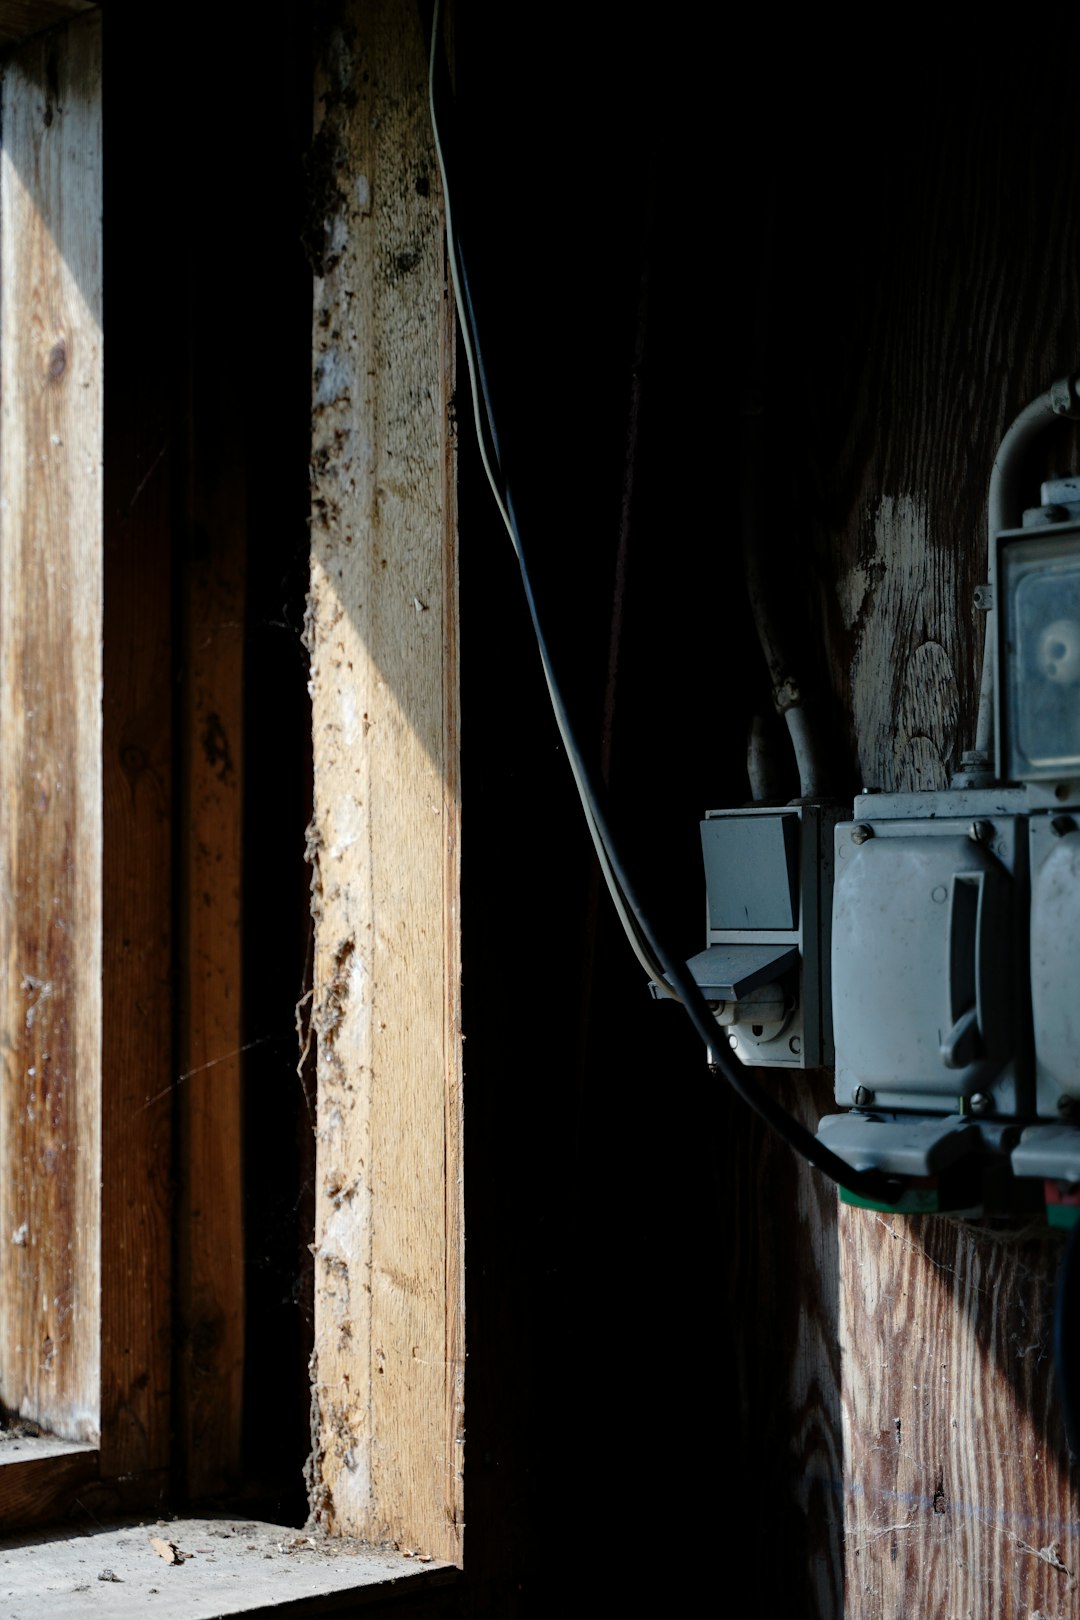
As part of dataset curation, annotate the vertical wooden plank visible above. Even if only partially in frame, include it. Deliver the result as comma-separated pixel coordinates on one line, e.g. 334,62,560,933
828,420,1080,1610
790,46,1080,1614
306,0,464,1560
98,5,175,1486
175,380,246,1497
840,1211,1072,1617
0,13,103,1440
98,338,174,1479
439,235,464,1570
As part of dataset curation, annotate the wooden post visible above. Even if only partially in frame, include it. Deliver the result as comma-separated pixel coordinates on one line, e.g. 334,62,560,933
830,479,1080,1613
306,0,464,1560
0,11,103,1443
99,9,176,1491
174,331,247,1501
809,146,1080,1620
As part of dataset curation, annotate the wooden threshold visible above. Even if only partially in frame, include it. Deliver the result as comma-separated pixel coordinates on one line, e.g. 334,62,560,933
0,1439,98,1531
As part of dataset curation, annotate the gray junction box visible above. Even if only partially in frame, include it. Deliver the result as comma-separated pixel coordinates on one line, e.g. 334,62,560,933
831,790,1025,1117
688,802,840,1070
825,784,1080,1184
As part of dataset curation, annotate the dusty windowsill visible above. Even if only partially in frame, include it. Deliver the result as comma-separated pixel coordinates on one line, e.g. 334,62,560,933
0,1516,458,1618
0,1433,97,1464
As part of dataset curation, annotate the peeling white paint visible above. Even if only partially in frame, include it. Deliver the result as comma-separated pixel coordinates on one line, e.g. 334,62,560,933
317,1102,344,1146
319,1185,370,1271
326,213,348,263
21,975,53,1031
837,557,874,634
327,795,363,861
848,492,957,791
347,948,366,1017
341,685,360,749
332,1438,371,1523
314,346,351,409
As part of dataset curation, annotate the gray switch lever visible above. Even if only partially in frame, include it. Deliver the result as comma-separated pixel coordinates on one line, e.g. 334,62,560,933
941,1005,981,1069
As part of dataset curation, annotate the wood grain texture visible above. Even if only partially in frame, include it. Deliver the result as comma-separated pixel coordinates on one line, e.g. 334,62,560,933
725,1069,846,1618
0,1442,98,1531
840,1212,1074,1617
0,1,93,47
306,0,463,1560
782,37,1080,1616
0,12,102,1441
0,1515,460,1616
99,12,174,1482
175,378,246,1498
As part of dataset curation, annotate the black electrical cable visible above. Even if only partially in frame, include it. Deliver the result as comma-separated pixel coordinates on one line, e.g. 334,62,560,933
427,5,901,1208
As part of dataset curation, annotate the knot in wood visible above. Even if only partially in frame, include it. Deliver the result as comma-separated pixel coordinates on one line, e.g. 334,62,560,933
46,339,66,382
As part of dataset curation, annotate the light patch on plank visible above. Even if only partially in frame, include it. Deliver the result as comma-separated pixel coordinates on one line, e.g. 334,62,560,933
319,1184,371,1279
340,685,361,748
836,554,878,634
332,1441,372,1524
327,794,363,863
845,493,959,791
314,345,352,411
894,641,959,792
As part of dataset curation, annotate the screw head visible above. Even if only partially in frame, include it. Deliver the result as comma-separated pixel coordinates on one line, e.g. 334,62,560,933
852,1085,873,1107
969,1092,991,1115
969,819,995,845
851,823,874,845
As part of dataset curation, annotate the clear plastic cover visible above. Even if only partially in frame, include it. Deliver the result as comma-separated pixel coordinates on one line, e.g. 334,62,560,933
1001,527,1080,779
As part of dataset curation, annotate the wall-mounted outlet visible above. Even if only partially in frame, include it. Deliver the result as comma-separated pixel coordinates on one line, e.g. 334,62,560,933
687,802,840,1069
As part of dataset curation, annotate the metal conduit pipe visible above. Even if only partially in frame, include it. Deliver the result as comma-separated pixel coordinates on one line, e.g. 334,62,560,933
741,407,830,798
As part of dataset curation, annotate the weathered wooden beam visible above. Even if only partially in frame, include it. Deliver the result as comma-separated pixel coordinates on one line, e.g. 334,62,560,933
0,10,103,1442
0,1441,98,1531
824,404,1080,1619
306,0,463,1561
175,334,247,1500
0,2,94,48
99,9,174,1484
804,92,1080,1614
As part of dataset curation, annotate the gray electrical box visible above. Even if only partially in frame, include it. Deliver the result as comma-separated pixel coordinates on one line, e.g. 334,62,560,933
818,471,1080,1192
831,790,1025,1116
672,385,1080,1207
1029,810,1080,1113
693,802,840,1069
